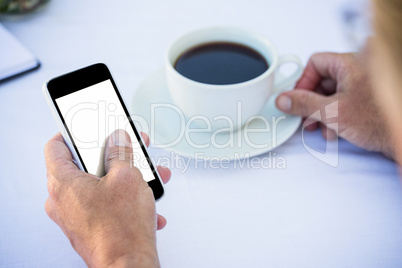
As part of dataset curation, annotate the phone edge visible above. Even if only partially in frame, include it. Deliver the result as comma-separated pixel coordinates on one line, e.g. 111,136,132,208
42,64,165,201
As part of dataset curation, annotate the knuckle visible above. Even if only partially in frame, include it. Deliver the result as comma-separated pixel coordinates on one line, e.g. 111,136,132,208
108,165,145,190
293,92,310,116
44,199,54,219
46,172,64,202
113,165,132,178
105,148,133,169
113,165,140,181
338,53,353,70
47,174,58,198
105,151,119,169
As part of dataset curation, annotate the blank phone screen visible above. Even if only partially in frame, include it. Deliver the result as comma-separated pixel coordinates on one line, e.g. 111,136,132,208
55,79,155,181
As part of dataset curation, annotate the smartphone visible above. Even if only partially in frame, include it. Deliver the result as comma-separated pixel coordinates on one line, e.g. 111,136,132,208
42,63,164,200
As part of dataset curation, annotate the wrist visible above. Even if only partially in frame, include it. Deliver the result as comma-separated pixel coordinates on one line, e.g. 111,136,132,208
106,251,160,268
89,235,159,268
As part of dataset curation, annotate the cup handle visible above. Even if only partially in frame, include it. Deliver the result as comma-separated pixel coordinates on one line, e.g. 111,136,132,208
273,54,304,94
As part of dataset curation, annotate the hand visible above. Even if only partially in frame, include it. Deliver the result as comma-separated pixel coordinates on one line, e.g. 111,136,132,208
44,130,171,267
275,52,394,159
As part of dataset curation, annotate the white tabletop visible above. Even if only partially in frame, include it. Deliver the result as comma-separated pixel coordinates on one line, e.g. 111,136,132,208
1,0,402,267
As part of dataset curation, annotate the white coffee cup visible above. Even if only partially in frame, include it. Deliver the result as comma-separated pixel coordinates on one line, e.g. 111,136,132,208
165,26,303,130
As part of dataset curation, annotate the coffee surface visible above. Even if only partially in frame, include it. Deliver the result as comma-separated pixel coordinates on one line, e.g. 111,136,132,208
174,42,269,85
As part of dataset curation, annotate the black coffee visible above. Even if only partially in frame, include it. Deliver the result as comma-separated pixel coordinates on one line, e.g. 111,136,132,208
174,42,269,85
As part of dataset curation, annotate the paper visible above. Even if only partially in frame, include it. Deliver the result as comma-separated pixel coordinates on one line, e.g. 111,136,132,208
0,23,39,82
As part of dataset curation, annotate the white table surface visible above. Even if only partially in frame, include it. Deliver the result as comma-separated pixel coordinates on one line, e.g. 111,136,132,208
1,0,402,267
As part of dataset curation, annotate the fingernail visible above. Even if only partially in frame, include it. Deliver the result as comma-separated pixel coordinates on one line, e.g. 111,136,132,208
277,95,292,111
110,130,131,147
158,166,169,172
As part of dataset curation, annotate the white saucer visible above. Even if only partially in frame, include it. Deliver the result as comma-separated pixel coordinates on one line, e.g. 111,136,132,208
131,68,301,160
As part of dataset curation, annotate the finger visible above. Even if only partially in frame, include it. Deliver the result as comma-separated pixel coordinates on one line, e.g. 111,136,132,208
305,124,318,131
157,214,167,230
315,80,337,96
157,166,171,184
104,130,134,174
276,90,336,123
328,128,338,141
295,53,342,92
141,132,150,147
319,78,337,94
303,119,319,131
44,133,79,180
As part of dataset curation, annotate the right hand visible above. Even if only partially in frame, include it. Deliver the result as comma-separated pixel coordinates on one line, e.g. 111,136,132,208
275,52,394,159
45,130,171,267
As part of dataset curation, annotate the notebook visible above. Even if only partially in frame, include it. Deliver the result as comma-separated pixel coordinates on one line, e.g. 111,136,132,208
0,23,40,83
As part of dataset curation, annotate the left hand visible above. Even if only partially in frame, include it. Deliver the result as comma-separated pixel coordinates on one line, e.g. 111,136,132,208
276,52,394,158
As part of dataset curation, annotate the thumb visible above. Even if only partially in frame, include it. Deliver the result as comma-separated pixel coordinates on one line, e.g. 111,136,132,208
104,129,133,174
276,90,335,122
